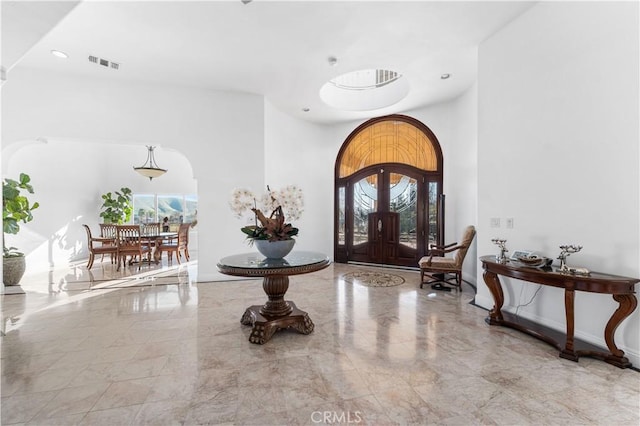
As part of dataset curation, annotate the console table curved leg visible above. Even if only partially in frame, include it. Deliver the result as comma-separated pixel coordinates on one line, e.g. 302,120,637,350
560,287,578,361
483,270,504,324
603,294,637,368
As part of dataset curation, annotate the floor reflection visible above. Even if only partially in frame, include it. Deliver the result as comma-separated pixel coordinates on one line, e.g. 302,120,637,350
1,259,638,425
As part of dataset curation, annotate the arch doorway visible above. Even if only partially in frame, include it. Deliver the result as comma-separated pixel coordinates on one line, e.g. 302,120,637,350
334,115,444,267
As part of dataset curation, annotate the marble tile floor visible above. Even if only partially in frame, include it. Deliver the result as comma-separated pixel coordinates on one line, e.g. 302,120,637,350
1,259,639,425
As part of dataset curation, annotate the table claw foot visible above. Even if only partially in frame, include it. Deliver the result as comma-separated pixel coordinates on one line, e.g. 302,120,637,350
290,313,314,335
249,323,277,345
240,309,253,326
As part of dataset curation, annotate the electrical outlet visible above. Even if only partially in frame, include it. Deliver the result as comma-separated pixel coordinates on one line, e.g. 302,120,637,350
506,218,514,229
490,218,500,228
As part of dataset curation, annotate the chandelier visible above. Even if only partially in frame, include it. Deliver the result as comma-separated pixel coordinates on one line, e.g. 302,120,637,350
133,146,167,180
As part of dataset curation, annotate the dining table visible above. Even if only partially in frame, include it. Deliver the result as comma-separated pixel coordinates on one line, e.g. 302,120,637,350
108,227,178,264
141,231,178,262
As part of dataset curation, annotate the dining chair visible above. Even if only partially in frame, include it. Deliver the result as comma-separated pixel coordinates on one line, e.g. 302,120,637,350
141,222,161,236
98,223,117,263
83,224,118,269
141,222,161,251
115,225,152,271
159,223,191,264
418,225,476,291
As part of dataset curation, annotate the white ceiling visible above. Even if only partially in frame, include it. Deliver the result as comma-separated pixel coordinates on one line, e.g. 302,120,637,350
4,0,536,124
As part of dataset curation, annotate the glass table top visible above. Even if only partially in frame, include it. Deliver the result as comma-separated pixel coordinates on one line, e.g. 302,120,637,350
218,251,329,271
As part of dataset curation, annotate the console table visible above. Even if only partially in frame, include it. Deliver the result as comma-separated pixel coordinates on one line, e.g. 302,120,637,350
217,251,330,344
480,256,638,368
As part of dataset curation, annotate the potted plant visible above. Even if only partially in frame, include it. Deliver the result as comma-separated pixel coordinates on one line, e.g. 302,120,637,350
99,187,132,224
3,173,39,286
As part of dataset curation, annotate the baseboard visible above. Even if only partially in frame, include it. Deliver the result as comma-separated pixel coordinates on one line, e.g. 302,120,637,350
472,294,640,368
347,261,419,272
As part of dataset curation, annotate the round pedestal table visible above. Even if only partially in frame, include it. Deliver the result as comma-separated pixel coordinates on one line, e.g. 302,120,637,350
217,251,330,344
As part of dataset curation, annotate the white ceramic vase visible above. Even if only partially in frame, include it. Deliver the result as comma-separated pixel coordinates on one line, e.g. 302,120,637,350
254,239,295,259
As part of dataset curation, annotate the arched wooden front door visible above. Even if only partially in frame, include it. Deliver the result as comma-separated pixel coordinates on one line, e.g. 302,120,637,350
334,115,443,267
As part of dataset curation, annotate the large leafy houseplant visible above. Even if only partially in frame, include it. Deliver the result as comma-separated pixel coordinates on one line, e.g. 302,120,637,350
3,173,39,257
99,187,132,224
3,173,39,285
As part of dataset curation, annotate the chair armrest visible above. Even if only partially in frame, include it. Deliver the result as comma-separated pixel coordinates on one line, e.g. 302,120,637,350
430,241,457,250
92,237,115,243
429,244,463,255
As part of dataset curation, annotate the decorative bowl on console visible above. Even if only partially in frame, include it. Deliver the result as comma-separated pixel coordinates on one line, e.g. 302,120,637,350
516,256,547,267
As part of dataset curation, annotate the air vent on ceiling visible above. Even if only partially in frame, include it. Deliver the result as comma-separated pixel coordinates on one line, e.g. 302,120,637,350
88,55,120,70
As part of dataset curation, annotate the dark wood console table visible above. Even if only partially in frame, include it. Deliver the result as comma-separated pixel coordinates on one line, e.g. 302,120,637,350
480,255,639,368
217,251,330,344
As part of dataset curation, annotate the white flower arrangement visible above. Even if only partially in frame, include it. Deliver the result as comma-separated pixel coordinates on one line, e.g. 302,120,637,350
229,185,304,241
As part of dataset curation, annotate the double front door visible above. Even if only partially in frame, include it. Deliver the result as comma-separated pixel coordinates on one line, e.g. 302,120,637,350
336,165,442,267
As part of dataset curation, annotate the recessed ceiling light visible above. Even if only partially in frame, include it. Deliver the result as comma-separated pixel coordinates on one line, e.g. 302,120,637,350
302,108,310,112
440,73,451,80
51,50,68,59
328,57,338,67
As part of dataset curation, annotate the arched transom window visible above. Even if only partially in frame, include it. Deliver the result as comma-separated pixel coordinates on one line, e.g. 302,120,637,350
338,119,439,178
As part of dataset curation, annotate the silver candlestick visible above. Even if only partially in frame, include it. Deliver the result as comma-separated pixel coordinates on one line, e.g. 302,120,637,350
491,238,509,263
557,244,582,272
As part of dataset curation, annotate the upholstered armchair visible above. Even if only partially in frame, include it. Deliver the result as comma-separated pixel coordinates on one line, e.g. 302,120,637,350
418,225,476,291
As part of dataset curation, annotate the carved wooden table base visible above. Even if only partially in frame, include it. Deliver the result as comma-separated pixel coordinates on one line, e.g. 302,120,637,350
241,301,314,344
217,251,330,345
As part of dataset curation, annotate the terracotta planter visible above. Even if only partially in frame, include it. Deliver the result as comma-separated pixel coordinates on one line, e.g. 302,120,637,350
3,256,26,286
254,239,295,259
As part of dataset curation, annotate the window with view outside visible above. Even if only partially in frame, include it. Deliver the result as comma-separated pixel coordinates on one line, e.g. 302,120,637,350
132,194,197,228
133,194,156,224
184,194,197,224
158,195,185,228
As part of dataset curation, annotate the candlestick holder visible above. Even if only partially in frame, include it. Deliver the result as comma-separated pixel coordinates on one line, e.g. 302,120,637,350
491,238,509,263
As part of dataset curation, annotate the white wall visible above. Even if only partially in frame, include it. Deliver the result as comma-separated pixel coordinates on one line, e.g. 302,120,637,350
477,2,639,365
444,83,479,282
2,67,265,281
264,101,336,256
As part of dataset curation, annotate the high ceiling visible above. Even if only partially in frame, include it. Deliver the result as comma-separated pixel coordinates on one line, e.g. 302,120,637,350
3,0,535,124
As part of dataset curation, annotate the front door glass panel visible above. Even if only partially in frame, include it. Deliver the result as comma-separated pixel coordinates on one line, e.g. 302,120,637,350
428,181,439,246
388,173,417,249
338,186,346,246
352,174,378,246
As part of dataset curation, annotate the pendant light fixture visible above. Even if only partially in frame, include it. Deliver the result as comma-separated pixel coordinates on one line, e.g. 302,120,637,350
134,145,167,180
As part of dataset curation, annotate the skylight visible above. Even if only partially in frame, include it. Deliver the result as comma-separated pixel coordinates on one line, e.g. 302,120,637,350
320,68,409,111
